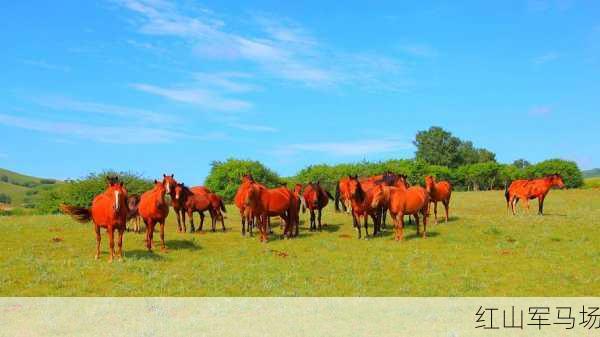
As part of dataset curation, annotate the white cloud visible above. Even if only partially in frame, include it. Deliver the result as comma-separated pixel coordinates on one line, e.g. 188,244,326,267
35,96,175,124
0,113,199,144
228,123,278,133
529,105,552,116
193,72,258,93
532,52,559,65
131,83,252,111
280,139,412,156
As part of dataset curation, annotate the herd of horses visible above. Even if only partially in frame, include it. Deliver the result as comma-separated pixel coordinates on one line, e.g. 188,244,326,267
60,171,566,261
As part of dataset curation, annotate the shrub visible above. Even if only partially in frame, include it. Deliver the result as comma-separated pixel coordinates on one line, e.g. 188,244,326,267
0,193,11,204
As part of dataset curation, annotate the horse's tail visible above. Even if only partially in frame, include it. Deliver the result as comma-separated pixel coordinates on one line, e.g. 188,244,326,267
326,190,334,200
504,185,510,203
220,199,227,213
59,204,91,223
334,183,341,212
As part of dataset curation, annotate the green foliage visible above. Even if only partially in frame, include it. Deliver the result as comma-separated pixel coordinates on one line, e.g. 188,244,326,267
36,171,153,214
0,175,8,183
512,159,531,169
413,127,496,168
204,159,283,203
0,193,12,204
524,159,583,188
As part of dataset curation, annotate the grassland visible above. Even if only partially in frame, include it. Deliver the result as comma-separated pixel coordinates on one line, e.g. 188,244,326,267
0,189,598,296
584,177,600,189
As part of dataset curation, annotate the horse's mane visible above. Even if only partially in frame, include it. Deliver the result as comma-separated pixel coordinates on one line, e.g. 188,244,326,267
354,179,365,202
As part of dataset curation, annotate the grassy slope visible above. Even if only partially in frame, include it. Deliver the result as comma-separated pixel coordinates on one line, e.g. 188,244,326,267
0,181,29,205
0,168,46,185
583,168,600,178
0,168,61,206
584,177,600,189
0,189,598,296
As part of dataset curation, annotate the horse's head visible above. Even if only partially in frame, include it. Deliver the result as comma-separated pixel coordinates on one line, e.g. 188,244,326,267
174,183,188,201
106,175,120,186
348,175,364,202
549,173,565,189
370,184,387,209
107,181,127,213
381,172,398,186
162,174,177,195
244,183,261,208
305,183,320,208
293,183,303,195
397,174,409,189
153,179,167,198
127,194,140,210
424,175,435,193
241,174,254,184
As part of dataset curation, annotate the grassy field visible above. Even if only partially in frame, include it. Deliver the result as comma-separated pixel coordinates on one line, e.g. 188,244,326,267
584,177,600,189
0,189,598,296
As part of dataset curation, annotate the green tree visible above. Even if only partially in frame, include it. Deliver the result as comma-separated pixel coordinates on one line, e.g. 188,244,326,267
0,193,11,204
512,159,531,169
204,159,282,203
413,127,462,167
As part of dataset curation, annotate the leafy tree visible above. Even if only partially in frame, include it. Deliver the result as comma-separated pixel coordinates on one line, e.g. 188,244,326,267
204,159,283,203
413,127,462,167
512,159,531,169
0,193,11,204
0,175,8,183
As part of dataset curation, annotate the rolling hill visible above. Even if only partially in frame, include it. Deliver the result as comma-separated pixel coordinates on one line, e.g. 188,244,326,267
582,168,600,178
0,168,60,207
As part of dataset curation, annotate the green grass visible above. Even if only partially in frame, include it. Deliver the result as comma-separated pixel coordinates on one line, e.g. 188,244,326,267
0,181,30,206
584,177,600,189
0,189,598,296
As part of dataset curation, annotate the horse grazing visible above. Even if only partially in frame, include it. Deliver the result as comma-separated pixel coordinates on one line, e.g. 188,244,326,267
138,180,169,252
371,184,430,241
424,176,452,224
60,176,128,261
505,173,565,215
245,183,298,242
235,174,265,236
126,194,142,233
346,175,382,239
302,181,334,231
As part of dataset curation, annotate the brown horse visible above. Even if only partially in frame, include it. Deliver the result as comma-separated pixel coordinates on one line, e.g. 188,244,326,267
162,174,188,232
346,175,382,239
302,181,334,231
371,184,430,241
245,183,298,242
126,194,142,233
235,174,265,236
424,176,452,224
334,177,353,213
138,180,169,252
505,173,565,215
184,189,225,232
60,176,128,261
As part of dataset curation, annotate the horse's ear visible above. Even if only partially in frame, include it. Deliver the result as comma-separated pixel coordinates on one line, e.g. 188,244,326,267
171,174,174,178
154,179,158,184
119,181,124,187
317,180,321,185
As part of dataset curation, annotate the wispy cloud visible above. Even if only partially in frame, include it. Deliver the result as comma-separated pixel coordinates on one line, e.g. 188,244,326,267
532,52,559,65
131,83,252,111
228,123,278,133
529,105,552,116
398,44,438,58
0,113,198,144
193,72,258,93
115,0,404,90
34,96,175,124
22,59,71,72
277,139,412,156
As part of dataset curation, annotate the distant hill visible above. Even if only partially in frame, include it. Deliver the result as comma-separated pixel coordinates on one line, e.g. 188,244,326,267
0,168,61,207
582,168,600,178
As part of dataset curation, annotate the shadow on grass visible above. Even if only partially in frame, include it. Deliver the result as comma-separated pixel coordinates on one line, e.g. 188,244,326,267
165,239,201,251
404,231,440,241
126,250,165,260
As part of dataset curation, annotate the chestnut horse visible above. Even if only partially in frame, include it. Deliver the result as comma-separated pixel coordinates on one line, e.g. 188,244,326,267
334,177,353,213
162,174,189,233
245,183,298,242
371,184,430,241
138,180,169,252
424,176,452,224
346,175,382,239
126,194,142,233
235,174,266,236
302,181,334,231
505,173,565,215
60,176,128,261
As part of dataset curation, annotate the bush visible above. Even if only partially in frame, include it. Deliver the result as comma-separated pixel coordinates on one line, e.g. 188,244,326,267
0,193,11,204
204,159,283,203
39,179,56,184
525,159,583,188
0,175,8,183
36,171,153,214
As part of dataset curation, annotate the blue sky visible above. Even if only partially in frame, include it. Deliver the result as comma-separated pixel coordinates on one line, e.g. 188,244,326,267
1,0,599,184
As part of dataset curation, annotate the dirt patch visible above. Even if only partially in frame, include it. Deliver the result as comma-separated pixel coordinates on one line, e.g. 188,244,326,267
48,227,62,232
269,249,288,258
506,236,516,243
338,234,352,239
51,237,63,243
500,249,511,255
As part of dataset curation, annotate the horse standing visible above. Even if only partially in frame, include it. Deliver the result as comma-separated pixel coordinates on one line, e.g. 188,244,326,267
505,174,565,215
424,176,452,224
126,194,142,233
245,183,298,242
346,175,382,239
371,184,430,241
162,174,188,232
334,177,353,213
302,181,334,231
60,176,128,261
235,174,265,236
138,180,169,252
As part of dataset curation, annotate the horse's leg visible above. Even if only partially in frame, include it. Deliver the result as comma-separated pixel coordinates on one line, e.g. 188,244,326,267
175,209,182,233
159,221,166,252
443,200,450,222
220,212,226,232
211,210,217,232
181,210,187,233
94,225,101,260
309,209,315,231
421,209,428,238
146,220,154,251
107,227,115,262
317,208,323,231
117,227,124,259
363,215,369,238
188,210,195,232
381,207,387,230
241,211,246,236
395,212,404,241
353,213,361,239
414,213,421,237
199,212,205,231
538,195,545,215
260,215,268,242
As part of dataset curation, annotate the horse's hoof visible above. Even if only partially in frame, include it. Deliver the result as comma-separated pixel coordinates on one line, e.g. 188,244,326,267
94,255,99,260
